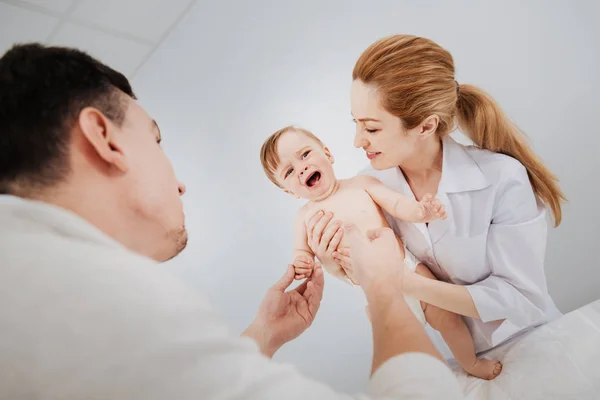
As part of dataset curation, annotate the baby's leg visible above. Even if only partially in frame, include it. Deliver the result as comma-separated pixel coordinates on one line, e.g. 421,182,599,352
415,263,502,380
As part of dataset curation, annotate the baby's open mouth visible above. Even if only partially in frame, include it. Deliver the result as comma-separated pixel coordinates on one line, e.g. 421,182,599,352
306,171,321,187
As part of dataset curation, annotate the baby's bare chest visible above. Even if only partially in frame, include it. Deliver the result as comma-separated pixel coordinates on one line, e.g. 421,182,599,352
303,188,389,232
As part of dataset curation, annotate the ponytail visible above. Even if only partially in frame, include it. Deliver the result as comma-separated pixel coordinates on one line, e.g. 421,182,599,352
456,84,566,226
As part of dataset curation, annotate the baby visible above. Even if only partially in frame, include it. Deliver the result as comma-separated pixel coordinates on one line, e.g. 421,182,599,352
260,125,503,380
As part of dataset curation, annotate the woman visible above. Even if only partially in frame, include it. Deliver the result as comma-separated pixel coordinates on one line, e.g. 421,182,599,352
306,34,566,356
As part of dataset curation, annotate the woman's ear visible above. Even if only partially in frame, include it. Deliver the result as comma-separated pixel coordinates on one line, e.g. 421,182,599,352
78,107,128,173
419,115,440,138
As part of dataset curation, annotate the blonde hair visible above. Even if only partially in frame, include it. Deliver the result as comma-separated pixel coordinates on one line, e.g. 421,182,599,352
353,34,566,226
260,125,324,188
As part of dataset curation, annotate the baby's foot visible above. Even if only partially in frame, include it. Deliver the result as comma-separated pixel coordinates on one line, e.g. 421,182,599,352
466,358,503,380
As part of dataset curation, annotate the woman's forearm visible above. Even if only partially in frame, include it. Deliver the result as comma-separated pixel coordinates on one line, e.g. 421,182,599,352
406,273,480,319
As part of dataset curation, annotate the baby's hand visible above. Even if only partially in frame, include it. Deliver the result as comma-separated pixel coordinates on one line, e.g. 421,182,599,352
417,194,447,222
293,254,314,280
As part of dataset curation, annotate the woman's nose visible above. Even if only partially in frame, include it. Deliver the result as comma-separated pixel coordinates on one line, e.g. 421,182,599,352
354,132,368,148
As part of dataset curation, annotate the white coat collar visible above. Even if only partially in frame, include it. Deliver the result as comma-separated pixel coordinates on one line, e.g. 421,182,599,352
437,135,490,194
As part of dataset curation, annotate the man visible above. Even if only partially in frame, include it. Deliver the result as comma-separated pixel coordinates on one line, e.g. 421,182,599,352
0,43,463,399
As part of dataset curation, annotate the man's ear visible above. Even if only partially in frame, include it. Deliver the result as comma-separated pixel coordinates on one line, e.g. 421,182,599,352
78,107,128,173
324,146,335,164
419,115,439,139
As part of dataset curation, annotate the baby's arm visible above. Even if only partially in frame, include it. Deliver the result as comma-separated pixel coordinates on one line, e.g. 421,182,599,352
358,175,446,223
292,210,316,280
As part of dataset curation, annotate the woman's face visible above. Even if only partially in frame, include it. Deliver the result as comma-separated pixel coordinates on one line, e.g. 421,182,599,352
350,79,427,170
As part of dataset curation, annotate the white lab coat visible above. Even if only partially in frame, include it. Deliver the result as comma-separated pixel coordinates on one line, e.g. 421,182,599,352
359,135,562,357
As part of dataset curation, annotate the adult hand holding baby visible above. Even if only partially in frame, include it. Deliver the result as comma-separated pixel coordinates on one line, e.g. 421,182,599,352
342,225,405,293
305,210,346,269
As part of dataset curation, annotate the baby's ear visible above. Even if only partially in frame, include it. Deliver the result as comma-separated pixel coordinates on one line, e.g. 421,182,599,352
284,189,300,199
323,146,335,164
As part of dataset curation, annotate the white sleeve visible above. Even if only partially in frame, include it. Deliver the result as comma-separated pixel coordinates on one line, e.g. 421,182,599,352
465,164,550,326
403,246,421,272
196,331,464,400
43,257,464,400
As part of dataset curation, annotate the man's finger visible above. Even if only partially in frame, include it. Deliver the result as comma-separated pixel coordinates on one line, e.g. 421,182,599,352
305,265,324,316
274,264,296,291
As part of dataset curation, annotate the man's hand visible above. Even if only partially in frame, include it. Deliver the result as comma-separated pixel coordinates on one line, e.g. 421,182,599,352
242,263,325,357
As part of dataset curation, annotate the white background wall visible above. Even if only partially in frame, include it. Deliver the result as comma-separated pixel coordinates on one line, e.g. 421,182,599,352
131,0,600,393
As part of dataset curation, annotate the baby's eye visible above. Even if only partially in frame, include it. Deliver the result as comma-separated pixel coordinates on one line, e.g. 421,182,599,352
285,168,293,178
301,151,310,159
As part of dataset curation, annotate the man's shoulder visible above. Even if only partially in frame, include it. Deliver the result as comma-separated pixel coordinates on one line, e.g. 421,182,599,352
1,229,209,310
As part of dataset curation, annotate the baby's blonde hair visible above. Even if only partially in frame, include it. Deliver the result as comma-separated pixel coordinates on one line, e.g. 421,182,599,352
260,125,324,188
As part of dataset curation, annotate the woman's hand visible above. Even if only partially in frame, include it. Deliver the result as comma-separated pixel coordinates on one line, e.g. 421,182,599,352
334,238,418,288
332,247,351,272
305,210,345,268
341,225,405,292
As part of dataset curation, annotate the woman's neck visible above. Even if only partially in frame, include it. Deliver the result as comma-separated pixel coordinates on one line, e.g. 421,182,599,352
400,136,443,184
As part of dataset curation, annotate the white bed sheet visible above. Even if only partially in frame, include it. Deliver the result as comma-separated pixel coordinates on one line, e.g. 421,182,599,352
449,299,600,399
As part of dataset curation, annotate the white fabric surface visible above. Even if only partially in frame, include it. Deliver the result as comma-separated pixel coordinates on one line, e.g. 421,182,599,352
451,299,600,399
0,195,464,399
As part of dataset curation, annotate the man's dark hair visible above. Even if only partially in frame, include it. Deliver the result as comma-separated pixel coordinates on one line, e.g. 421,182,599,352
0,42,136,195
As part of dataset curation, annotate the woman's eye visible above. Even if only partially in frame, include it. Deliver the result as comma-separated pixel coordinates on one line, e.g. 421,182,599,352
365,128,378,134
